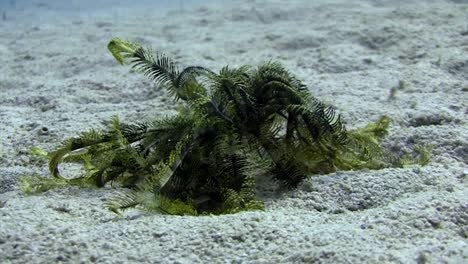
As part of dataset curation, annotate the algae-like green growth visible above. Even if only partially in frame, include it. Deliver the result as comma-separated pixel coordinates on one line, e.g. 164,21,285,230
21,39,430,215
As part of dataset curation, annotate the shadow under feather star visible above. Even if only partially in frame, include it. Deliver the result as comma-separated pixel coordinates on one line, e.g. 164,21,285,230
21,38,431,215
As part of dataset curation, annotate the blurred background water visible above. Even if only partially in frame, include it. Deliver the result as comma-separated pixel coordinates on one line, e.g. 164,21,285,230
0,0,216,11
0,0,217,21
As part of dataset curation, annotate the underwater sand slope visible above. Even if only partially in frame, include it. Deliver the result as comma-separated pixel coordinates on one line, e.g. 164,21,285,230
0,0,467,263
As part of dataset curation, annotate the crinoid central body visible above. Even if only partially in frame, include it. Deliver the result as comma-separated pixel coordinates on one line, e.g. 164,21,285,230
22,39,429,215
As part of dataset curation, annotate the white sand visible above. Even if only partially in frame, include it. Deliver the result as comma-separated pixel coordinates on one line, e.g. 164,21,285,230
0,0,467,263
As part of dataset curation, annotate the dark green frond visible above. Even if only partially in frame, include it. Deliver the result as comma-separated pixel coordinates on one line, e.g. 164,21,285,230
49,143,73,178
287,101,348,145
399,144,432,167
107,38,140,65
175,66,212,90
108,38,183,100
106,190,141,214
20,176,70,194
130,48,178,92
269,160,307,188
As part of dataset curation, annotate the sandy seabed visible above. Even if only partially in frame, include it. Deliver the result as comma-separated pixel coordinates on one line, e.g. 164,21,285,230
0,0,467,263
